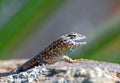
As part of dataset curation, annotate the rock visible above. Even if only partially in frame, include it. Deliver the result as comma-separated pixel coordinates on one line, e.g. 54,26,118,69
0,59,120,83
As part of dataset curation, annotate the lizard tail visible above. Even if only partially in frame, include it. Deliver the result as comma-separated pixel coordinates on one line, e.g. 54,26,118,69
0,66,24,77
0,70,15,77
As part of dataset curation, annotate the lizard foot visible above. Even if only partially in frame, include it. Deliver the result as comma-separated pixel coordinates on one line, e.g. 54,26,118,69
62,56,74,63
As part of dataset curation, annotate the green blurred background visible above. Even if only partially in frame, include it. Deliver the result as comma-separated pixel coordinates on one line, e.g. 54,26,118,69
0,0,120,63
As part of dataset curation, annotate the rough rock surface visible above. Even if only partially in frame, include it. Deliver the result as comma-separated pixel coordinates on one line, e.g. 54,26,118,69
0,59,120,83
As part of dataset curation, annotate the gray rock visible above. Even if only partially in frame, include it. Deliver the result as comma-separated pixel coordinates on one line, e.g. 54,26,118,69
0,59,120,83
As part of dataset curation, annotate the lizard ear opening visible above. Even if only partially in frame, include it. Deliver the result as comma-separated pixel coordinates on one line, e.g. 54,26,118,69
63,40,67,42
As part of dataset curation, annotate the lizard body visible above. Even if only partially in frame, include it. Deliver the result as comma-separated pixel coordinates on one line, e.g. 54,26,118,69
0,32,86,76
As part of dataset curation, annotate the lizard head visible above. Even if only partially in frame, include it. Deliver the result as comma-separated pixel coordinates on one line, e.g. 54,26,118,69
59,32,87,54
60,32,86,47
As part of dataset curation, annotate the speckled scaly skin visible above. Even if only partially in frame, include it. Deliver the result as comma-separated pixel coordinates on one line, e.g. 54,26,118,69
0,32,86,76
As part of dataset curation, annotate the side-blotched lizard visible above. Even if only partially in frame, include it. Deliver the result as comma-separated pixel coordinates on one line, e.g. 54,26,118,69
0,32,86,76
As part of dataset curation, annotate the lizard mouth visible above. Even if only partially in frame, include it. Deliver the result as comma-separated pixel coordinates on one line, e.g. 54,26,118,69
75,40,87,45
75,36,87,45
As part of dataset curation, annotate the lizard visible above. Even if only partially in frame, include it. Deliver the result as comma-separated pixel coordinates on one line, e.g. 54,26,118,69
0,32,86,76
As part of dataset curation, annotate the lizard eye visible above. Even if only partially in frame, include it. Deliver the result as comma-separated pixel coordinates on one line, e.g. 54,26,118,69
68,34,76,39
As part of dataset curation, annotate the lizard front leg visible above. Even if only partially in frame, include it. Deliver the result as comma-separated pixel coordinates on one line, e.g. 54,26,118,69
62,55,74,63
